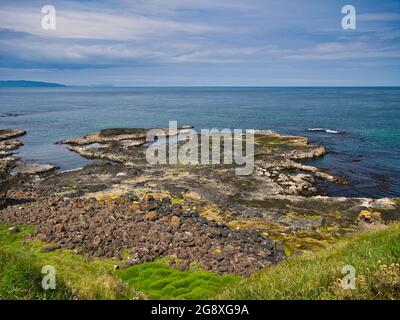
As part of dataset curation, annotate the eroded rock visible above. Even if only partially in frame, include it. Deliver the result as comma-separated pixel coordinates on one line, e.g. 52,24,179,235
0,129,26,141
0,157,16,207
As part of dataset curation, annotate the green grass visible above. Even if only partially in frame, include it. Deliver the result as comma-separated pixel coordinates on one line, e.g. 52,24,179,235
0,224,133,299
0,248,72,300
218,223,400,300
117,261,239,299
3,222,399,300
0,224,238,300
0,225,71,300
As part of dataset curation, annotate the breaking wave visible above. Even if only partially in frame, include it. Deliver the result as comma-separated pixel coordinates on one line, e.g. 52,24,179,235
307,128,341,134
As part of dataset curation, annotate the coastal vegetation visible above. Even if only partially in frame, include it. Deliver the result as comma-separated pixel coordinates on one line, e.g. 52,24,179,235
0,224,237,300
117,261,238,299
0,224,130,299
1,223,399,300
219,223,400,300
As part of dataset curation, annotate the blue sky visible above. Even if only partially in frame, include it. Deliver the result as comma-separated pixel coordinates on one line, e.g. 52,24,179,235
0,0,399,86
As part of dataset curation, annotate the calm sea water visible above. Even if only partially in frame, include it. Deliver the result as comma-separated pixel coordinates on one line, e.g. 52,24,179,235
1,87,399,198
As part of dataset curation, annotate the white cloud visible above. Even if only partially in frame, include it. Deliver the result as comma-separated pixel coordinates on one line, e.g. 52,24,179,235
117,0,253,14
0,6,227,40
359,13,400,22
285,42,400,60
0,1,399,69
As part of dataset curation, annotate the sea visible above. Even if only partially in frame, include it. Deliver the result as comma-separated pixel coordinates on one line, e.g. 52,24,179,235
1,87,399,198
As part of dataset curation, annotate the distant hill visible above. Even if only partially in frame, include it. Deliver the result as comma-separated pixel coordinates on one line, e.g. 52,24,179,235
0,80,66,87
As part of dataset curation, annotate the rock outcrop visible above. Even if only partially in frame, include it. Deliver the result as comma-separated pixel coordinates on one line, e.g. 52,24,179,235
0,129,58,207
57,126,193,146
0,157,16,207
0,129,26,141
0,130,25,207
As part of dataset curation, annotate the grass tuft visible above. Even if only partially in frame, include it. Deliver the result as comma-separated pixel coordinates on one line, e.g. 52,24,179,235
0,224,133,299
117,261,239,299
218,223,400,300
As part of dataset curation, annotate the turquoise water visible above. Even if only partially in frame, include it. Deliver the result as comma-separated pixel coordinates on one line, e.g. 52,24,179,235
0,87,399,198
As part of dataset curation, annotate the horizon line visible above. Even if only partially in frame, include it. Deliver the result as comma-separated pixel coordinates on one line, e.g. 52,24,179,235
1,80,400,88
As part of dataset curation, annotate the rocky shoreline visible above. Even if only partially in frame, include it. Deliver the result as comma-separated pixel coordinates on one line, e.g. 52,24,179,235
1,127,399,275
0,130,26,207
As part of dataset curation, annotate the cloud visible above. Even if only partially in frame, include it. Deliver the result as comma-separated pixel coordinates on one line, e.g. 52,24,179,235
359,13,400,22
0,28,32,39
1,30,399,70
117,0,253,13
173,46,267,63
284,42,400,60
0,0,399,85
0,6,228,40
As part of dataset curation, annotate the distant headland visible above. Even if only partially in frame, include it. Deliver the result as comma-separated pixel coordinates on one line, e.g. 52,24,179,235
0,80,66,87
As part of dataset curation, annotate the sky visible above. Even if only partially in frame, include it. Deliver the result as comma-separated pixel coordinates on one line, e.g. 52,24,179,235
0,0,399,86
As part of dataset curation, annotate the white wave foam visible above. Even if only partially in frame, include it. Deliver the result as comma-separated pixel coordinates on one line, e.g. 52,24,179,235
307,128,340,134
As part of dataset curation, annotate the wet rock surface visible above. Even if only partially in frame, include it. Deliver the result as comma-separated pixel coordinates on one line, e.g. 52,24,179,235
0,129,26,141
0,130,25,160
0,130,25,207
0,129,56,207
0,157,16,208
11,161,58,176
